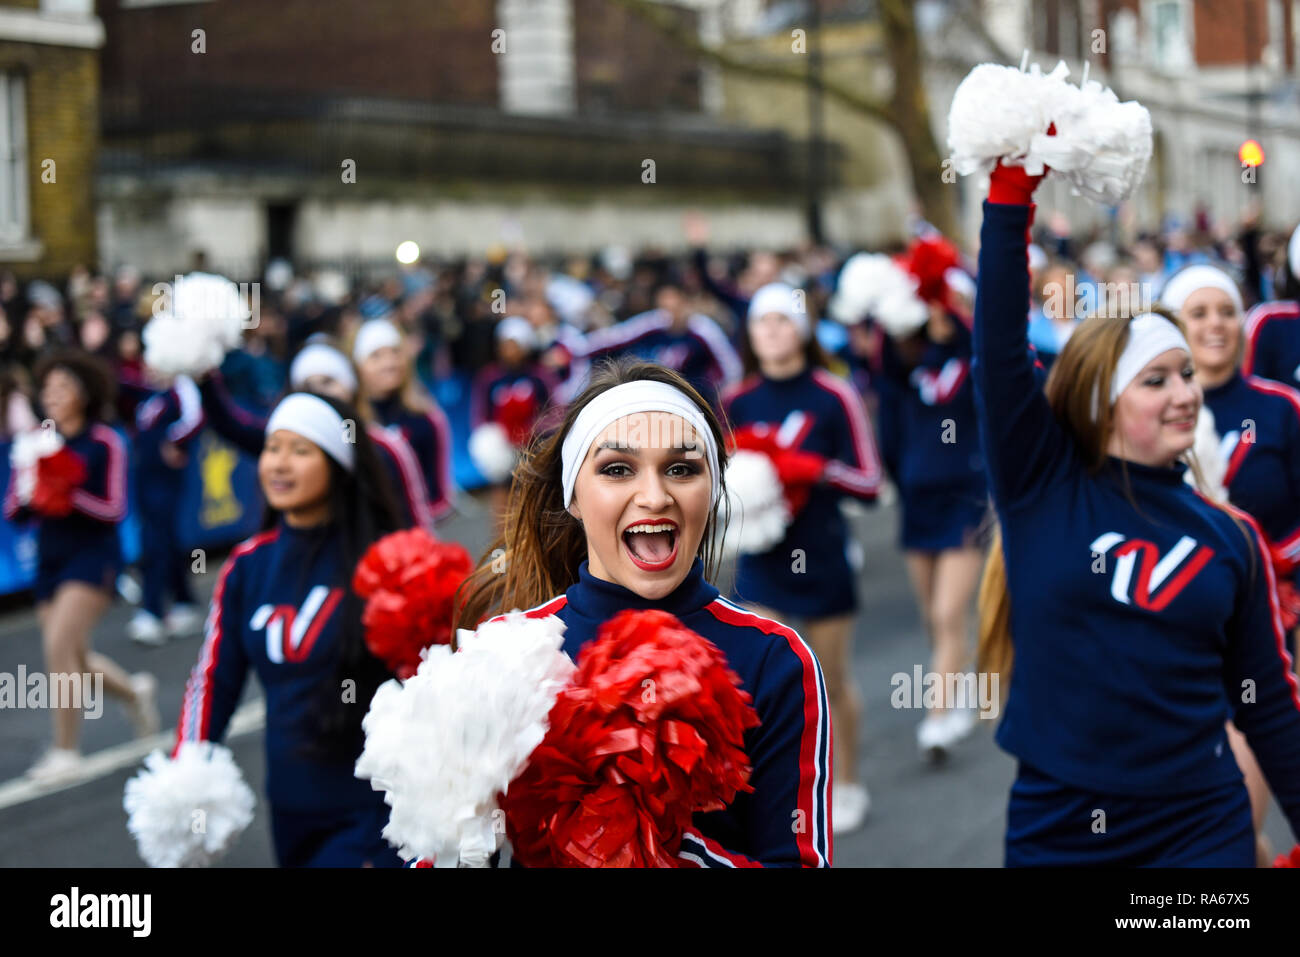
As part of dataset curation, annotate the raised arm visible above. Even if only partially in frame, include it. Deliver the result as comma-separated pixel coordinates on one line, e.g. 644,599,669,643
972,174,1074,508
198,371,267,458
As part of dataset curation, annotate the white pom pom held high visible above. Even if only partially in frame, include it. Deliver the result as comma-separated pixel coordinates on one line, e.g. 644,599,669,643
947,57,1152,205
123,742,256,868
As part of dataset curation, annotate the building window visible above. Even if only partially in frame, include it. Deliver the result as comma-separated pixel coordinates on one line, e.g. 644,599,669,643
1146,0,1193,72
0,73,29,246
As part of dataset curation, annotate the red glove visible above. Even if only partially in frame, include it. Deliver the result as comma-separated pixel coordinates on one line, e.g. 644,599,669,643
988,124,1054,206
988,162,1046,207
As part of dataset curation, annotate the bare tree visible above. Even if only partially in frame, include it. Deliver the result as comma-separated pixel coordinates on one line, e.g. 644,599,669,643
609,0,960,237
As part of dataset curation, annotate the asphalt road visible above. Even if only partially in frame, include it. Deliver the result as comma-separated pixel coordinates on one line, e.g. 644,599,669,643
0,494,1290,867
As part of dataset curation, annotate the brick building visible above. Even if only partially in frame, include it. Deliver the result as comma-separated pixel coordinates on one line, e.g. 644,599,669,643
96,0,814,277
0,0,102,279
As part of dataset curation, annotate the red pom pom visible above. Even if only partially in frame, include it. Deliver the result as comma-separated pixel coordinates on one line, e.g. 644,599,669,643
29,446,88,517
504,609,759,868
495,388,541,448
730,424,826,516
900,236,964,306
1272,844,1300,867
352,528,474,679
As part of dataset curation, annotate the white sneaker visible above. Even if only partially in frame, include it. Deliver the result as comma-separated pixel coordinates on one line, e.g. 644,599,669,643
917,713,952,763
164,604,203,639
25,747,86,786
944,706,978,743
126,611,166,646
832,782,870,834
124,672,160,738
116,572,142,605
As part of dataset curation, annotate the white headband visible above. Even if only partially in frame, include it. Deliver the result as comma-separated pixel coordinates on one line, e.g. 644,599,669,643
265,393,355,472
289,343,357,393
748,282,810,341
1111,312,1192,403
496,316,538,351
1289,224,1300,282
1159,265,1244,317
353,319,402,364
560,380,719,510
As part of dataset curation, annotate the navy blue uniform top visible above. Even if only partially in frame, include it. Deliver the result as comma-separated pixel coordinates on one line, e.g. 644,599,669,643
5,422,127,561
875,316,987,494
567,309,742,409
176,520,387,812
369,394,454,522
502,558,831,867
1244,300,1300,390
198,374,436,530
974,200,1300,834
722,367,881,615
1203,371,1300,566
132,376,205,478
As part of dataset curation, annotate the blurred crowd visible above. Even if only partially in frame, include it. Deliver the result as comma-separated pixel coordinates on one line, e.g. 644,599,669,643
2,203,1296,442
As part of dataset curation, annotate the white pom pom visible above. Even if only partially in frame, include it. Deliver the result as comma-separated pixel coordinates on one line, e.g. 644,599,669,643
173,272,248,351
123,742,256,868
830,253,928,336
143,312,229,378
355,612,574,866
144,272,248,377
719,449,790,557
1186,405,1229,502
947,59,1152,205
9,427,64,504
468,422,518,484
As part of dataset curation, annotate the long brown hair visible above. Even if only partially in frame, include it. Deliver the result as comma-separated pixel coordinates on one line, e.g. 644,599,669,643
454,357,731,631
976,307,1245,692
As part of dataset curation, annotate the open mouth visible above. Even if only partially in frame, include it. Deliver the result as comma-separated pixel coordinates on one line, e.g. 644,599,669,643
622,519,679,572
266,479,296,494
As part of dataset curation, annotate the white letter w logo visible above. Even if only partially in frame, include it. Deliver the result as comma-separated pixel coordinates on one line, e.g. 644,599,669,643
1090,533,1215,612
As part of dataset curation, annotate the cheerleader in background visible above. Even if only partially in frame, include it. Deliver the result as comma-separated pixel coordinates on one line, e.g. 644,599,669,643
722,283,882,835
198,339,437,531
560,276,742,411
456,357,830,866
175,392,405,866
1243,298,1300,392
875,290,989,762
6,351,158,784
975,162,1300,865
469,316,558,534
122,372,206,646
1162,264,1300,865
351,318,455,522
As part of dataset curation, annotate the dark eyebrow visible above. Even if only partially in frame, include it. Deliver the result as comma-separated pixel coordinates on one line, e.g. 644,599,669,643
595,441,639,454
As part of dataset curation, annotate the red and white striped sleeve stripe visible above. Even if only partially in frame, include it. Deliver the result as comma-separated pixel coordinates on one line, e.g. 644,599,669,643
678,828,764,868
69,425,127,523
424,405,456,521
704,598,832,867
570,310,669,359
1246,375,1300,421
175,530,276,751
1204,495,1300,706
370,426,437,532
1243,301,1300,377
164,375,206,444
812,368,882,499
